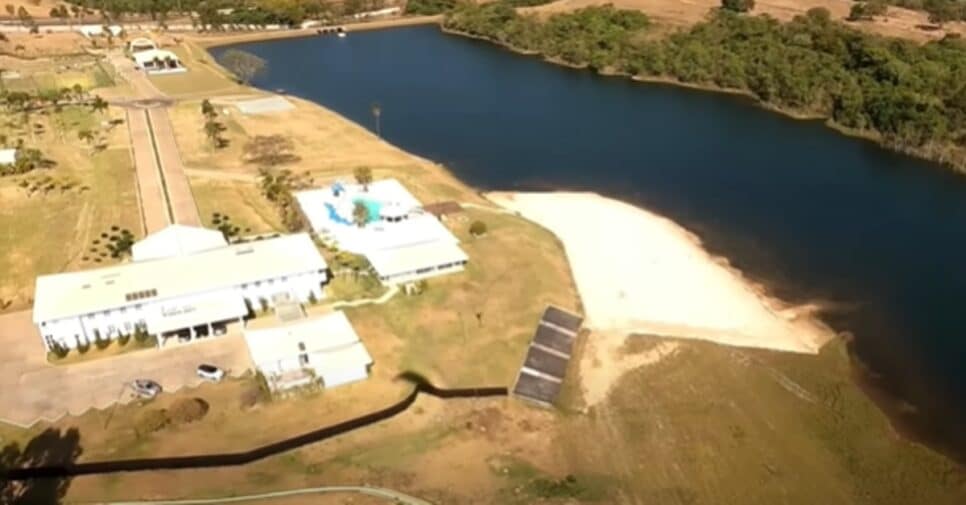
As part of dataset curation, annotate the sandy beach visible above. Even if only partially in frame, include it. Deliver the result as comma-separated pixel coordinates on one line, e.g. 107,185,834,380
488,192,836,355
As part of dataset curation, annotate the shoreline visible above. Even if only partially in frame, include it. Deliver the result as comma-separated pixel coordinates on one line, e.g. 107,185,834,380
487,191,837,356
194,36,966,466
188,15,442,49
439,26,966,174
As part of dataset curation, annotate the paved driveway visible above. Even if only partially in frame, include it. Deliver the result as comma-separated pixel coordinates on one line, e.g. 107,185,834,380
0,311,252,427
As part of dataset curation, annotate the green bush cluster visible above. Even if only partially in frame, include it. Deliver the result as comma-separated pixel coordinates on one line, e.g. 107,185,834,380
444,5,966,168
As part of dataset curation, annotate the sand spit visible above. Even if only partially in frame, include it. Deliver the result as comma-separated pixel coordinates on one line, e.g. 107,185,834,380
488,192,836,355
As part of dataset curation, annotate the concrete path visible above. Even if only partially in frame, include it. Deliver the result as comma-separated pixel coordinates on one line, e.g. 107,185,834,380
109,49,202,231
101,485,434,505
0,311,252,427
127,108,171,233
147,107,202,227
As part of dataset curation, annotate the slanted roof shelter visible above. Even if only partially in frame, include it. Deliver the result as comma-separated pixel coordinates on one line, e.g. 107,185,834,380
131,225,227,262
244,311,373,390
132,49,185,73
128,37,158,53
0,148,16,166
366,241,468,283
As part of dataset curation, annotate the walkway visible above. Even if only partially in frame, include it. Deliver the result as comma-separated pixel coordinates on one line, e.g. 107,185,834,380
96,485,433,505
110,50,201,233
126,108,169,233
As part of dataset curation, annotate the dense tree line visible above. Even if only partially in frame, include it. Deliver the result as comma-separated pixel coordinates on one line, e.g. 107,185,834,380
444,4,966,169
64,0,342,26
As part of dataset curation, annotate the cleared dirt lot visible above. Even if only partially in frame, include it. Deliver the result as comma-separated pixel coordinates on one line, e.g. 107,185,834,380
527,0,966,41
0,310,251,427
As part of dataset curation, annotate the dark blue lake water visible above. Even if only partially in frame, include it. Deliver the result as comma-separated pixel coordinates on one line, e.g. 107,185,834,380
213,25,966,460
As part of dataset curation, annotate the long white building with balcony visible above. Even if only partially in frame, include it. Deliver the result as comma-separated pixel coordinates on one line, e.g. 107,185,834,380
32,226,329,351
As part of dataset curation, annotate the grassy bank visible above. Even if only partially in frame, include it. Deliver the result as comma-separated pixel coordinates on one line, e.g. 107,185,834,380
443,4,966,173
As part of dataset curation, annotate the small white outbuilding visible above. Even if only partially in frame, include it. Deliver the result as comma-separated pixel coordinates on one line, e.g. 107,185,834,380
0,148,17,166
244,311,373,392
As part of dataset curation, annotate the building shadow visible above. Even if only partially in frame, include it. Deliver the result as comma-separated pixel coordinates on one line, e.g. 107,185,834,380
1,428,83,505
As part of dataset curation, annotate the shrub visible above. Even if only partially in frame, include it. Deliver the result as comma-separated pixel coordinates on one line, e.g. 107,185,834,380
167,398,210,425
137,408,169,435
721,0,755,13
469,220,488,237
848,1,888,21
76,339,90,354
117,332,131,346
307,291,318,305
94,336,111,350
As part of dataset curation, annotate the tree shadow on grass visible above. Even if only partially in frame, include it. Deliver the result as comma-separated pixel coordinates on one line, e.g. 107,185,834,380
1,428,83,504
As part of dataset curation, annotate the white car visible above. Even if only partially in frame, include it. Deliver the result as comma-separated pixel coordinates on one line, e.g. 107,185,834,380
196,364,225,382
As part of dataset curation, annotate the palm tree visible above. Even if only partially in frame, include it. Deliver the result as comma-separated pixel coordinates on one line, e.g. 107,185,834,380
90,96,108,114
201,99,216,119
370,102,381,137
353,166,373,191
352,201,370,228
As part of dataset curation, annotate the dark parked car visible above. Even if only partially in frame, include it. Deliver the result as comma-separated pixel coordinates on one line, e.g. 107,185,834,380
132,379,162,399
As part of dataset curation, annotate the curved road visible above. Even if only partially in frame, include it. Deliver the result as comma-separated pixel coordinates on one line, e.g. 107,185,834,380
91,485,432,505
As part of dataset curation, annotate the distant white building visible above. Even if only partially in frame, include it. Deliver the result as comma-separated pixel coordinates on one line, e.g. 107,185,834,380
132,48,186,74
77,24,123,38
128,37,158,53
352,7,402,20
0,148,16,166
295,178,468,285
244,311,373,391
32,227,329,351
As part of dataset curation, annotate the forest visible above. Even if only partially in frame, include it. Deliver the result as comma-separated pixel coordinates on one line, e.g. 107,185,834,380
62,0,389,25
443,4,966,170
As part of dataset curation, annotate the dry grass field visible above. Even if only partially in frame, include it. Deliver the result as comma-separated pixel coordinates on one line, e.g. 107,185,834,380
0,88,138,311
526,0,966,41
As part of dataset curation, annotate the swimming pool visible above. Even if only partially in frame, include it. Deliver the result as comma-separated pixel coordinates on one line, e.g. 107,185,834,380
323,199,382,226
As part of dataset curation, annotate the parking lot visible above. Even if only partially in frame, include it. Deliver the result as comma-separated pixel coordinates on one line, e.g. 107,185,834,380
0,310,252,427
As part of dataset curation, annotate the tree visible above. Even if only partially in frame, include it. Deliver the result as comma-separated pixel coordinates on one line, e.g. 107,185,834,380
469,220,488,236
204,119,225,147
90,96,108,114
721,0,755,13
1,428,83,504
200,98,216,120
77,129,95,145
371,102,382,137
220,49,267,85
353,166,373,190
352,200,370,227
848,1,888,21
3,4,12,16
243,135,298,166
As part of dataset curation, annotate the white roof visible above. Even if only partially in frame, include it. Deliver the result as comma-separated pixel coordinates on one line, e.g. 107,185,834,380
144,291,248,335
132,225,227,262
295,179,459,254
0,148,15,165
133,49,180,65
33,233,327,323
244,311,371,367
128,37,157,51
367,241,468,278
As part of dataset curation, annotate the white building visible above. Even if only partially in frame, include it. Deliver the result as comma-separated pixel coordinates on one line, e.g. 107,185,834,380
0,148,16,166
244,311,373,391
295,179,468,285
32,227,329,351
128,37,158,53
77,25,123,38
132,48,186,74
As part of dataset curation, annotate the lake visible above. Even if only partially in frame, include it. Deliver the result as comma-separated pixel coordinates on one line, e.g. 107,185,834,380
213,25,966,461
